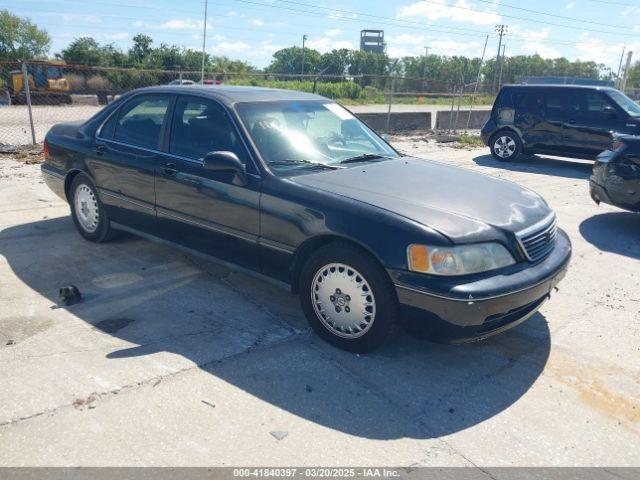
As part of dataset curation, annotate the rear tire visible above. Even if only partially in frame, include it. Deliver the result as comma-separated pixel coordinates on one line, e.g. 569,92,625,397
490,130,522,161
69,173,116,243
299,242,398,353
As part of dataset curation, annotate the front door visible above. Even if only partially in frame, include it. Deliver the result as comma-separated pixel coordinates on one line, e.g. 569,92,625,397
562,90,627,157
90,94,172,230
155,95,261,270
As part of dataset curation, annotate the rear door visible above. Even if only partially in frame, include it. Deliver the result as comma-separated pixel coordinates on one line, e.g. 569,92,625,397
154,95,261,270
91,94,172,230
562,89,625,156
512,89,548,149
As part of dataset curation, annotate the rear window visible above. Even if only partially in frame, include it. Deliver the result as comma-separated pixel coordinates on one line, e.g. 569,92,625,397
113,95,171,150
513,90,543,112
494,88,514,109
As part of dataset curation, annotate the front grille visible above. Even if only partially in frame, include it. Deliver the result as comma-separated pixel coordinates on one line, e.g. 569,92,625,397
517,214,558,263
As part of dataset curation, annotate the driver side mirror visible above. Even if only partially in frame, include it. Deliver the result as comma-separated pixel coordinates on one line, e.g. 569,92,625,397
203,151,247,185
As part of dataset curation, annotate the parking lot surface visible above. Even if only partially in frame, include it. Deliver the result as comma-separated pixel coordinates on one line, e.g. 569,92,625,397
0,139,638,466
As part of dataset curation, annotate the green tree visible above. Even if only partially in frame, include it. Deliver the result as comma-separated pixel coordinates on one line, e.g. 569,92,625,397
0,10,51,61
59,37,109,65
129,34,153,65
266,46,321,76
318,49,351,78
348,51,391,87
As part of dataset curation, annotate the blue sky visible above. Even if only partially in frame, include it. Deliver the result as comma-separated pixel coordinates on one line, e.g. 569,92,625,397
7,0,640,69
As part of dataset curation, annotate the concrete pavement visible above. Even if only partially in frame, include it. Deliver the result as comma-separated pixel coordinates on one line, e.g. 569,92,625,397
0,140,638,466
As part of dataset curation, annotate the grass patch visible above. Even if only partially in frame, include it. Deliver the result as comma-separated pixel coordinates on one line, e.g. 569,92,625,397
454,135,485,148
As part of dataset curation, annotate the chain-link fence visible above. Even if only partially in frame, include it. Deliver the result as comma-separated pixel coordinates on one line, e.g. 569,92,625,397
0,60,500,147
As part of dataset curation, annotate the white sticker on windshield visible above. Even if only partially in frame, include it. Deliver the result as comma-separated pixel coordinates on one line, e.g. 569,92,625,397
324,103,355,120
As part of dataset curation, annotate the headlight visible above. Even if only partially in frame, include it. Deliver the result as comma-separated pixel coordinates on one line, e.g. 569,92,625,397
407,243,515,276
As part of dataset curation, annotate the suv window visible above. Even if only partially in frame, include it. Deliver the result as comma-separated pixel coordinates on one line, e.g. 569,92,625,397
170,96,246,163
513,91,543,113
113,95,171,150
565,91,616,121
543,91,565,120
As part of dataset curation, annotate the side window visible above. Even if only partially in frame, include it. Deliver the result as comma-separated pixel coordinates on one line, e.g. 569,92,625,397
584,93,614,120
543,91,565,120
113,95,170,150
98,112,117,140
514,91,542,113
170,97,247,163
494,89,513,109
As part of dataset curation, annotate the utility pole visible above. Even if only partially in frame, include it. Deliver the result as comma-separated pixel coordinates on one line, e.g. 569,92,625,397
466,34,489,130
422,46,430,85
422,46,430,90
493,24,507,94
616,46,626,88
200,0,208,84
620,51,633,92
301,34,308,79
497,44,506,91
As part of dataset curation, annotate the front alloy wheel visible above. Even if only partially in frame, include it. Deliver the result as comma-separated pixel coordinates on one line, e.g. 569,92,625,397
311,263,376,339
300,242,398,353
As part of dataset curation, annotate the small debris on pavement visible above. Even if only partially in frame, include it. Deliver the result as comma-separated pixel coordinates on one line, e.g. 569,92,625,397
5,339,15,346
270,431,288,440
305,384,313,393
59,285,82,306
201,400,216,409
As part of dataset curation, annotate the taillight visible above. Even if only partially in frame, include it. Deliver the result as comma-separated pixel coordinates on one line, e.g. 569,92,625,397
43,139,51,161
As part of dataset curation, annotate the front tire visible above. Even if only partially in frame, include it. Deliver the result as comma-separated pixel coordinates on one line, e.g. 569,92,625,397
490,130,522,162
299,242,398,353
69,173,116,243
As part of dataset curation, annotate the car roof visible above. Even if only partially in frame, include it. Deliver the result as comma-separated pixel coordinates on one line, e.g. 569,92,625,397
127,85,328,106
502,84,617,92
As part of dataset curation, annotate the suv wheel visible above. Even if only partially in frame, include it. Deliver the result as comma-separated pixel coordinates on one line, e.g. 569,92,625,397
490,131,522,161
299,242,398,353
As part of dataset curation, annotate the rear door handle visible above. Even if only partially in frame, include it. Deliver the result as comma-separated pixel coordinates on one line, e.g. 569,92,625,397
163,162,178,175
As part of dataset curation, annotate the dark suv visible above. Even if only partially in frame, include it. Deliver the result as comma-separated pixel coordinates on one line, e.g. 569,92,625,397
481,85,640,161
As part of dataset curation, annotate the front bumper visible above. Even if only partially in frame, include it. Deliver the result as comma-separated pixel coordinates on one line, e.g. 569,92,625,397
391,229,571,342
590,155,640,212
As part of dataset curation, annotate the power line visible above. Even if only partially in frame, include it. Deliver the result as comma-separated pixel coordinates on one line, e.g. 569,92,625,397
475,0,635,29
588,0,640,7
8,0,633,53
421,0,640,37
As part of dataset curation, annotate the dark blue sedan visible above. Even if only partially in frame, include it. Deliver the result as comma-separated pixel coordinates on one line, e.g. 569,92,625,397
41,86,571,352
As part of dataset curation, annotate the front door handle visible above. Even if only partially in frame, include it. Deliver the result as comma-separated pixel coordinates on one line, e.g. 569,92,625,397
95,144,106,155
163,162,178,175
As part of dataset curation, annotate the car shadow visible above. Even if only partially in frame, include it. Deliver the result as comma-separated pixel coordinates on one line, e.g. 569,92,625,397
0,217,551,440
579,211,640,260
473,153,593,180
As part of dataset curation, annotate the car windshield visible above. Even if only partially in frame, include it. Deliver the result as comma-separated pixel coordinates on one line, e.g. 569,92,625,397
607,90,640,117
235,100,398,173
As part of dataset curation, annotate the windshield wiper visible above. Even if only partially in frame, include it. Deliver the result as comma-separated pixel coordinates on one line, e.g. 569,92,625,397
340,153,390,164
268,159,340,170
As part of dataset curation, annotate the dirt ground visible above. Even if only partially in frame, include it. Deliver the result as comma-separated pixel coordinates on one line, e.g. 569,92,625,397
0,137,638,467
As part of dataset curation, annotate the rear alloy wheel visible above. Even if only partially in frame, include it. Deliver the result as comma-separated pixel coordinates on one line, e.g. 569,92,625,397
490,131,522,161
299,243,398,353
69,174,116,242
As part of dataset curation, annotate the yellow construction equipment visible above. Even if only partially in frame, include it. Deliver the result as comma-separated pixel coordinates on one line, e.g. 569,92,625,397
7,61,72,105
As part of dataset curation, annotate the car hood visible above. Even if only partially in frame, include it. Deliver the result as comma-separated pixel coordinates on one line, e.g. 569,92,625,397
292,157,552,243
